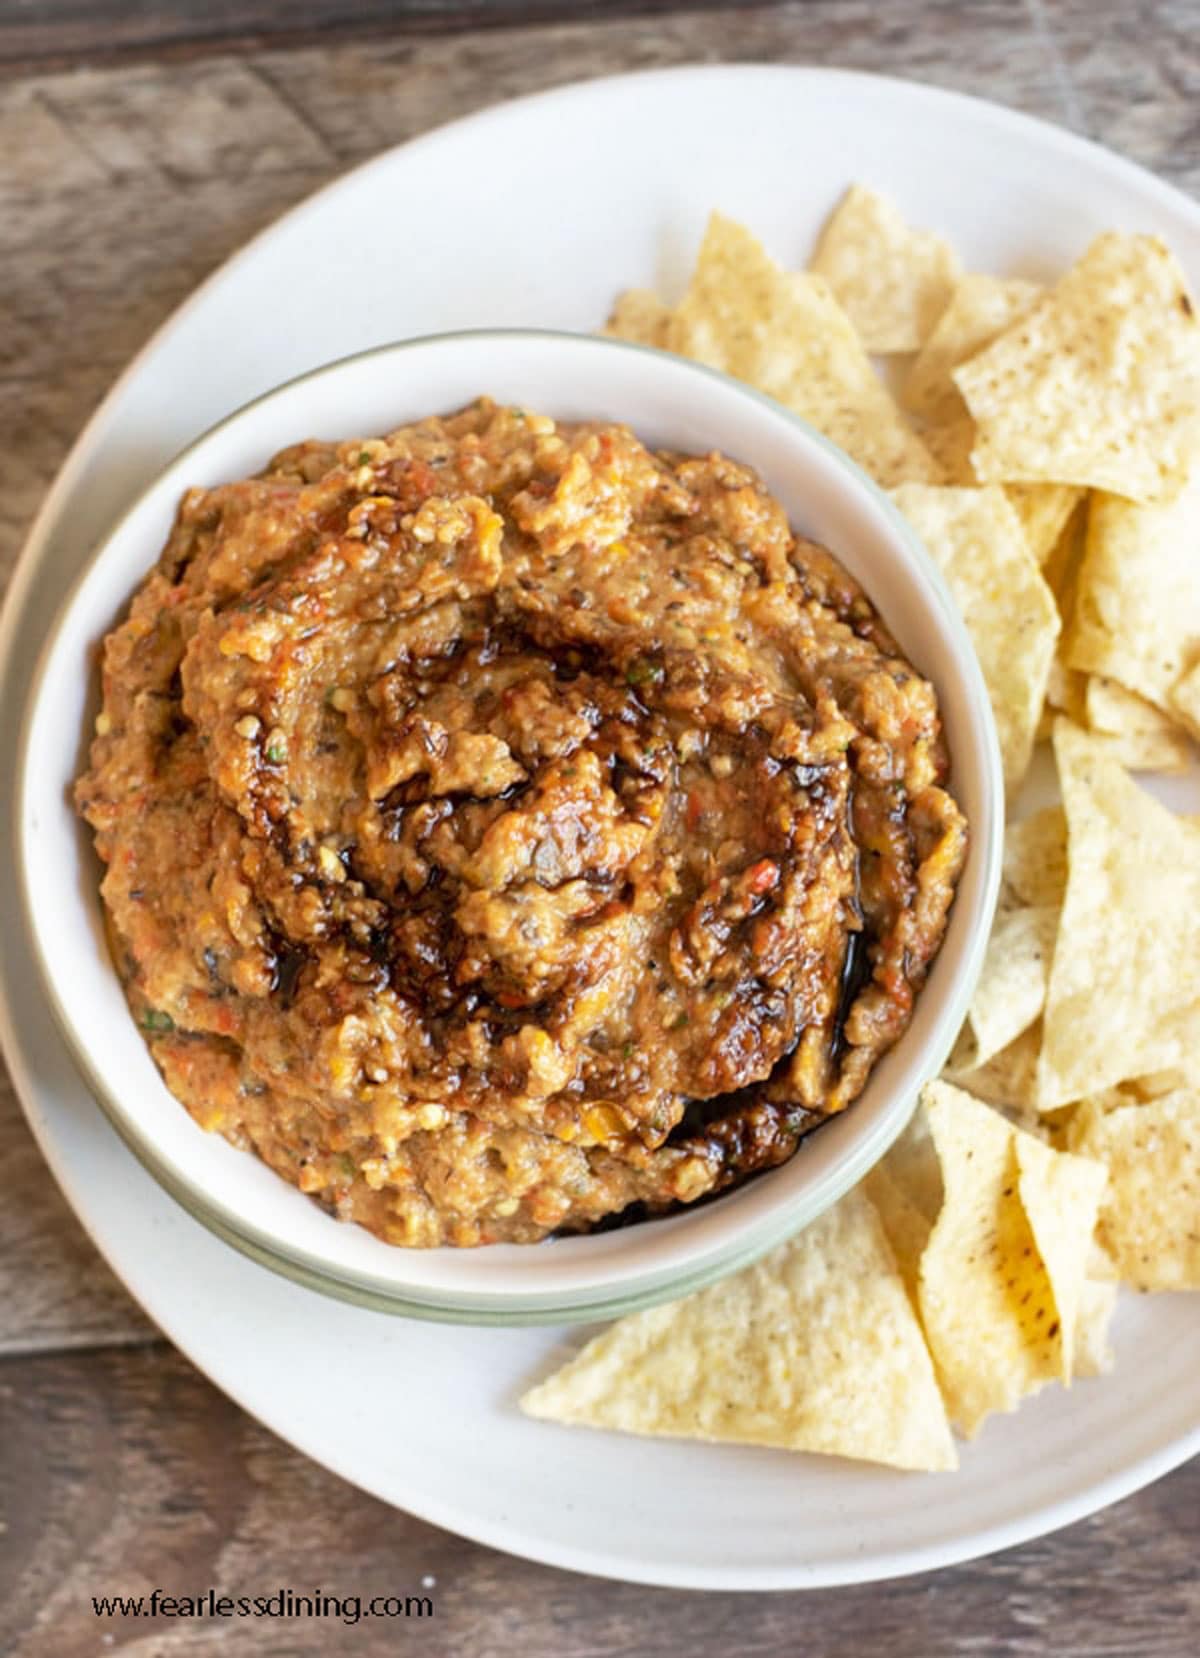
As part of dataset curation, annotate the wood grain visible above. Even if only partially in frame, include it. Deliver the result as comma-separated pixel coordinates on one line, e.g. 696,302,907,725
1040,0,1200,192
0,0,1071,1352
0,1082,154,1356
1,2,1198,1648
0,1,769,75
2,1344,1199,1657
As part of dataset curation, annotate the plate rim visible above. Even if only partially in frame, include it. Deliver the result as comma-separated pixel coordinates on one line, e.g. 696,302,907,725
2,59,1199,1591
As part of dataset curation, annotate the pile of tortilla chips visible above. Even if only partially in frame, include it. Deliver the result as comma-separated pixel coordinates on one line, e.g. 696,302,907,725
521,190,1200,1473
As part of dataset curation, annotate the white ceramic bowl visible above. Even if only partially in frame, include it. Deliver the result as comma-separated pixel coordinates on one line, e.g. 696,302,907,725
17,329,1002,1323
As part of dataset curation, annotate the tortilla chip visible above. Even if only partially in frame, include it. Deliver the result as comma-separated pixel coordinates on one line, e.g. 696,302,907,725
1087,673,1178,736
954,233,1200,501
1003,807,1068,908
1084,676,1193,772
1168,660,1200,735
920,431,1084,559
1067,473,1200,731
1007,483,1086,566
1092,725,1193,772
946,1022,1042,1113
922,416,978,485
520,1185,957,1472
877,1108,944,1224
1067,1089,1200,1290
1044,657,1087,725
603,288,673,348
1037,721,1200,1109
891,483,1060,787
865,1108,945,1308
1126,1068,1194,1100
1042,496,1089,620
1039,517,1090,750
1086,1237,1122,1283
809,185,963,354
1014,1131,1108,1380
903,274,1041,422
918,1082,1099,1433
863,1164,933,1311
1074,1277,1118,1377
669,214,940,488
951,903,1058,1072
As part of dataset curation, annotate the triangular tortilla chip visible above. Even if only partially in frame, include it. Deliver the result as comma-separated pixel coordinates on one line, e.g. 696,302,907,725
864,1109,944,1307
954,233,1200,501
863,1164,932,1312
919,430,1084,564
1042,494,1089,631
1014,1132,1108,1380
877,1108,944,1224
1067,472,1200,730
604,288,673,348
918,1082,1104,1434
1084,675,1193,773
1003,807,1068,908
922,415,978,484
1169,660,1200,735
1006,482,1086,566
809,184,963,353
944,1023,1043,1114
1126,1069,1193,1102
1074,1277,1119,1377
951,902,1058,1072
1044,657,1088,726
961,232,1200,497
1067,1088,1200,1290
521,1185,957,1472
918,1084,1063,1433
903,273,1041,422
1086,1238,1122,1283
1038,721,1200,1108
669,213,940,488
891,483,1059,787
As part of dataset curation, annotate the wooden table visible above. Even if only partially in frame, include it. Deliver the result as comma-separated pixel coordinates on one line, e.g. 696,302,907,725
2,3,1197,1651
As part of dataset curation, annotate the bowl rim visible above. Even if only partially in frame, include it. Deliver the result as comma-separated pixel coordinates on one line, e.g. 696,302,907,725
15,325,1004,1322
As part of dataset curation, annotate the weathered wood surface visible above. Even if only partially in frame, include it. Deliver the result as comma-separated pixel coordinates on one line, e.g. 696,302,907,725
1,2,1198,1650
2,1346,1199,1658
0,0,768,74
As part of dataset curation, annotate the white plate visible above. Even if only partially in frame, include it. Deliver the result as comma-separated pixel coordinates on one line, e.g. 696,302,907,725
2,65,1198,1590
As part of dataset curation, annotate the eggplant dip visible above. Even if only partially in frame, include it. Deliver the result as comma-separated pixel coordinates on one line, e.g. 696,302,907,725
76,399,967,1246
